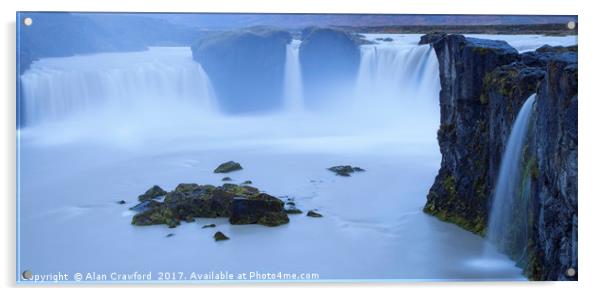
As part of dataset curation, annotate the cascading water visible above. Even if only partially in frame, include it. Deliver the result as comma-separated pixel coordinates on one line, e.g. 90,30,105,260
486,94,536,262
353,35,440,127
20,47,216,127
283,39,304,112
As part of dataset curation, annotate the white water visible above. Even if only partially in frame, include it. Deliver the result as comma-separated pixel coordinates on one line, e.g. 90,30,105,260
355,35,440,127
20,47,216,126
17,34,568,282
283,39,304,112
486,94,536,260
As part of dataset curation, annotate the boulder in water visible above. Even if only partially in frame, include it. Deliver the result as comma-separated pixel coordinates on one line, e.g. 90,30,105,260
307,210,323,218
213,161,243,173
138,185,167,201
214,231,229,241
327,165,365,176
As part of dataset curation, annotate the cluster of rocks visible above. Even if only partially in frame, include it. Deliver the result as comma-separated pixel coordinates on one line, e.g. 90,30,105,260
126,161,324,240
130,182,290,228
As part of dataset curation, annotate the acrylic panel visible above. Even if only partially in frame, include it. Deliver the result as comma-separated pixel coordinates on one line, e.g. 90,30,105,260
16,12,578,283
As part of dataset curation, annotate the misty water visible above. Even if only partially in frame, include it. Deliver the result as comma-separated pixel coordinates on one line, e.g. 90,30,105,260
486,95,536,261
18,34,576,281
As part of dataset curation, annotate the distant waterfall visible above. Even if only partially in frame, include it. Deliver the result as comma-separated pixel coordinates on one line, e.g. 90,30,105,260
486,94,536,261
354,42,440,120
20,47,216,126
283,39,304,112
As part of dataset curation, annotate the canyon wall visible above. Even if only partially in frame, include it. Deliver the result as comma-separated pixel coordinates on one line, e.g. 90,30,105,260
422,34,577,280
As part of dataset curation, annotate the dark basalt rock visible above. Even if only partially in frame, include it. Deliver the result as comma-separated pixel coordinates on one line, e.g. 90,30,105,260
213,161,243,173
214,231,229,241
327,165,365,176
138,185,167,202
192,29,291,113
299,28,361,109
229,194,288,226
422,33,577,280
307,210,323,218
418,32,446,45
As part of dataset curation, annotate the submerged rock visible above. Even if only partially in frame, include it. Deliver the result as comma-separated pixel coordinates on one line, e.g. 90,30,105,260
202,223,216,229
327,165,365,176
221,177,232,182
213,161,243,173
138,185,167,201
117,200,126,205
307,210,323,218
241,180,253,185
214,231,229,241
166,233,174,238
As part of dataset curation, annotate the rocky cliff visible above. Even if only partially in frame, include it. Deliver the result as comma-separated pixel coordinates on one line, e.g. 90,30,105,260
422,34,577,280
192,29,292,113
299,28,361,108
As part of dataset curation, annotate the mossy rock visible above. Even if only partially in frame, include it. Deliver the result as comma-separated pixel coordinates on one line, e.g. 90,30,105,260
214,161,243,173
258,211,290,227
138,185,167,202
131,207,178,227
174,183,200,193
327,165,365,176
214,231,229,241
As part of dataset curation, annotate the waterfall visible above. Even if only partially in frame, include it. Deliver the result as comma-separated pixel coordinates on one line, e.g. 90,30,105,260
486,94,536,261
353,38,440,127
19,47,216,127
283,39,304,112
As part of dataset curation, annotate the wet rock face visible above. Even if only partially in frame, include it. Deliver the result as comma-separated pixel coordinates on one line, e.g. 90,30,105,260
192,29,291,113
532,52,578,280
421,33,577,280
423,34,519,236
131,183,289,228
299,28,361,109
